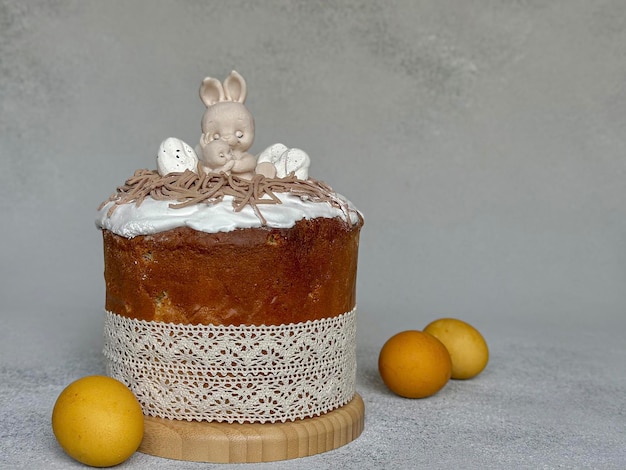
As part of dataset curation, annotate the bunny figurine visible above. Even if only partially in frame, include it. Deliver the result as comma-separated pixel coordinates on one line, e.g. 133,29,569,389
198,71,258,179
155,72,312,181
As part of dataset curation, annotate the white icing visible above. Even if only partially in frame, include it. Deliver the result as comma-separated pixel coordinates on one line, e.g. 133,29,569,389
96,191,361,238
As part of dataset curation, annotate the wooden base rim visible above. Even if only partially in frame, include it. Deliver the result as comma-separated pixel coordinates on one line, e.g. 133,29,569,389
139,393,365,463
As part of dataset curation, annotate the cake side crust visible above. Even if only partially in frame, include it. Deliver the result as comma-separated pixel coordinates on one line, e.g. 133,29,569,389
103,216,362,326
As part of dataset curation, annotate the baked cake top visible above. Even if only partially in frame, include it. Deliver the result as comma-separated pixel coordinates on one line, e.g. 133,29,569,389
96,71,361,238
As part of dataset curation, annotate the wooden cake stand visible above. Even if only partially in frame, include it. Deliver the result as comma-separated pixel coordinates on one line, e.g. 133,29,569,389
139,393,365,463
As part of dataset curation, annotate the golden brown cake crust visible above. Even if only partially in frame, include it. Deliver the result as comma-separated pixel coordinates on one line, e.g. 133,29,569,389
103,216,362,326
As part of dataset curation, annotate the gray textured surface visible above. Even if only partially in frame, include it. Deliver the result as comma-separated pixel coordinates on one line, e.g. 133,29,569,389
1,1,625,468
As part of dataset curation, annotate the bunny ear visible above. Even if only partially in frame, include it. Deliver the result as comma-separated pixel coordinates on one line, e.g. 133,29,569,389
199,77,225,107
223,70,247,103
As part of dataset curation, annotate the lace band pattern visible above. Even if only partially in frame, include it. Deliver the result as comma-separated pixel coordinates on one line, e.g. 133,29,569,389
103,309,357,423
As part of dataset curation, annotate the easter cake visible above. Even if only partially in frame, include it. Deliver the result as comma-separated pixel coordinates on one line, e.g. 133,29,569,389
96,71,364,462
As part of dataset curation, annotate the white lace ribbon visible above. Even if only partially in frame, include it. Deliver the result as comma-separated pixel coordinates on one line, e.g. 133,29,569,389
103,309,357,423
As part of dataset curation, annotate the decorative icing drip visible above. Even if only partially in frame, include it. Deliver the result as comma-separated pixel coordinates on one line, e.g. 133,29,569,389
98,169,356,227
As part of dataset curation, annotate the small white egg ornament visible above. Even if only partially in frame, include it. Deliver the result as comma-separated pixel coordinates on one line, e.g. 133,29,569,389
257,143,310,179
156,137,199,176
281,148,310,180
257,143,289,166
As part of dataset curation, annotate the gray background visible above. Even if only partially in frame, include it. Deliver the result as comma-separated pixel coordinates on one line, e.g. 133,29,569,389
1,1,625,469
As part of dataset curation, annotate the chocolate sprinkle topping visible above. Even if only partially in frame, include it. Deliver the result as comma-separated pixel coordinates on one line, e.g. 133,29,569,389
98,169,357,226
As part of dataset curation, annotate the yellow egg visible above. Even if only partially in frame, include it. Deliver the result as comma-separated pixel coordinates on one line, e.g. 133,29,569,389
378,330,452,398
52,375,144,467
423,318,489,379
